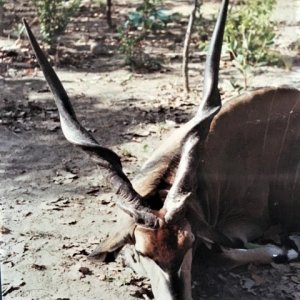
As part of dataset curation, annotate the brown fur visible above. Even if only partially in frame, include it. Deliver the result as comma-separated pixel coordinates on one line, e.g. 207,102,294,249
25,7,300,298
134,218,194,269
132,87,300,245
89,87,300,300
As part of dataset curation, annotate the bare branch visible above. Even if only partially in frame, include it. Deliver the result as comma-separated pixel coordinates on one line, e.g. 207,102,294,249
182,0,199,93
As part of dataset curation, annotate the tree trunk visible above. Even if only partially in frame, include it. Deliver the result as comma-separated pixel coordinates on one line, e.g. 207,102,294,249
182,0,198,93
106,0,112,28
0,5,4,35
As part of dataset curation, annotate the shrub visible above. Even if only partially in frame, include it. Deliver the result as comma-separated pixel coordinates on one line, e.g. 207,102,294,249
125,0,179,31
126,0,162,30
32,0,81,44
118,0,173,70
118,27,163,72
224,0,280,88
118,28,144,66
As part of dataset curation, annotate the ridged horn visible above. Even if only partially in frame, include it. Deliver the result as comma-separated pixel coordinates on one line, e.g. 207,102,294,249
164,0,229,223
23,18,159,228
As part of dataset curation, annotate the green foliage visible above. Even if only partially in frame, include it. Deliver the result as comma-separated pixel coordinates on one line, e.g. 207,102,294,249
13,22,25,39
118,28,144,66
93,0,106,9
225,0,280,88
0,0,5,6
118,27,163,71
119,0,173,70
32,0,81,44
125,0,178,31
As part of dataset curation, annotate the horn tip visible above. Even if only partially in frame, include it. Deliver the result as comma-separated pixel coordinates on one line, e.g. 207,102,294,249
22,18,28,27
22,18,30,35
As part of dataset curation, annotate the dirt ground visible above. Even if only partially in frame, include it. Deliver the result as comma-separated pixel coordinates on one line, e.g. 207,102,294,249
1,0,300,299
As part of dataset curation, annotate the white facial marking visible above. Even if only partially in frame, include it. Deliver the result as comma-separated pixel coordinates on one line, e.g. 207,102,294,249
165,134,199,220
139,250,194,300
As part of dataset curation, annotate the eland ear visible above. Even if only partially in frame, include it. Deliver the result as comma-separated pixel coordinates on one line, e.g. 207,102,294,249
88,231,131,262
88,213,135,262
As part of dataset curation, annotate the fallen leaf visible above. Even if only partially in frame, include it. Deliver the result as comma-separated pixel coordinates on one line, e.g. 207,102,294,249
67,220,77,225
53,171,78,185
241,278,255,291
100,199,110,205
62,244,76,249
37,87,50,93
86,187,100,195
79,266,92,275
0,225,11,234
251,273,265,286
48,197,66,204
32,264,47,271
23,211,32,217
45,197,70,210
45,206,64,211
60,219,77,225
72,249,89,257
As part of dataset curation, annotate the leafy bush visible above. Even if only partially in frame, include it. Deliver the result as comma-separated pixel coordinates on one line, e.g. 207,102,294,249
125,0,178,31
119,0,174,70
224,0,280,88
32,0,81,44
118,28,144,66
118,28,163,71
93,0,106,9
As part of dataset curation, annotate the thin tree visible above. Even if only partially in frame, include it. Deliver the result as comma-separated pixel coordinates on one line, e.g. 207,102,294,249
106,0,112,28
0,1,4,36
182,0,199,93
